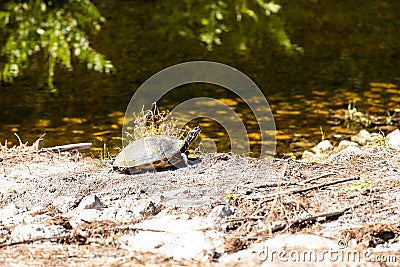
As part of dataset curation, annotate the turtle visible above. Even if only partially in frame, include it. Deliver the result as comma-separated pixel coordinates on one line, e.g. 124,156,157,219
113,126,201,174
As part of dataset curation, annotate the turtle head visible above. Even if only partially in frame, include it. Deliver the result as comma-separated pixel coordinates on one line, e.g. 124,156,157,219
181,126,201,152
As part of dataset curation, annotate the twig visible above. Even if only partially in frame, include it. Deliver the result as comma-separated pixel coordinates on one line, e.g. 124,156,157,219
241,172,336,191
0,226,166,248
226,216,266,222
253,181,294,188
248,200,371,237
38,143,93,153
250,176,360,199
296,172,336,185
375,204,400,213
0,235,68,248
286,200,373,228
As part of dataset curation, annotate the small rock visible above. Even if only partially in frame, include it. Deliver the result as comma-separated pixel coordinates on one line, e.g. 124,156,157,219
351,129,374,145
77,195,107,210
386,129,400,150
301,150,315,160
140,201,162,217
207,205,235,225
337,140,358,151
11,224,66,242
301,150,325,162
326,145,362,164
310,140,333,154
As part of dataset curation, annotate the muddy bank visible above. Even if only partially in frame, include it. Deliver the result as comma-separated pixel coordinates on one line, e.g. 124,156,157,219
1,137,400,266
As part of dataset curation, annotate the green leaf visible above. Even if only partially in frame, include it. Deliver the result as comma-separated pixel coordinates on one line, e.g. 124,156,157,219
240,5,259,21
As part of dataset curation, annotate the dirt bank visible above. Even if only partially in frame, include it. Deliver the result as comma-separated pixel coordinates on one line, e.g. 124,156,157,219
1,141,400,266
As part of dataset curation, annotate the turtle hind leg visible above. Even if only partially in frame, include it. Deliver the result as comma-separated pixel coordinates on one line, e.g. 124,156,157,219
115,166,145,175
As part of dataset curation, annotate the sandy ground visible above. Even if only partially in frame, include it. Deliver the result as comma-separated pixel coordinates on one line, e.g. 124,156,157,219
1,142,400,266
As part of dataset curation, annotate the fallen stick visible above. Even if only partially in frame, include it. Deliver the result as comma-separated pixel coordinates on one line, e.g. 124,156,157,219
0,226,166,248
247,200,371,237
0,235,68,248
284,200,374,230
38,143,93,153
296,172,336,186
250,176,360,199
243,172,336,190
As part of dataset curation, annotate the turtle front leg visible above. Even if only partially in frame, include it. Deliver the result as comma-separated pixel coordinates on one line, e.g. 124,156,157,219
181,153,189,167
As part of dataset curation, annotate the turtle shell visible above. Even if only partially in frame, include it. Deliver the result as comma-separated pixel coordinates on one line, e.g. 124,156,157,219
113,135,186,173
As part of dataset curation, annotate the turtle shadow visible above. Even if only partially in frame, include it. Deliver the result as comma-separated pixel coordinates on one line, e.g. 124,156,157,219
115,157,202,175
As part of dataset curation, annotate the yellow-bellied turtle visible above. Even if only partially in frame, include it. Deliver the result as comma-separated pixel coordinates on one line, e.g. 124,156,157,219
113,126,201,174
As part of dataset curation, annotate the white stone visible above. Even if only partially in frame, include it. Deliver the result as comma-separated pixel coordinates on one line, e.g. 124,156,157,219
337,140,358,150
301,150,325,162
311,140,333,154
10,224,66,242
118,215,221,261
386,129,400,150
351,129,374,145
67,205,141,223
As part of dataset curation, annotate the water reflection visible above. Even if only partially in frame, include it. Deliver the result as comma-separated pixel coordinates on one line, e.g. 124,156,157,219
0,0,399,158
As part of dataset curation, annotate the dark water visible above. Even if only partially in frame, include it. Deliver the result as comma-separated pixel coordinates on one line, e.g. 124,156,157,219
1,0,399,157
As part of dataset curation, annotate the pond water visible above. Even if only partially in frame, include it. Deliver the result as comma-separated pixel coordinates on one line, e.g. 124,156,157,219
1,0,399,157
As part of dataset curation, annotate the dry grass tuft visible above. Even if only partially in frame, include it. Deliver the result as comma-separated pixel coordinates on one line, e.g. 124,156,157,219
0,133,43,159
127,103,190,141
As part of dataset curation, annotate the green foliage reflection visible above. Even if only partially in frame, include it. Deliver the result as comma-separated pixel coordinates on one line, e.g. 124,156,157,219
0,0,114,92
181,0,302,52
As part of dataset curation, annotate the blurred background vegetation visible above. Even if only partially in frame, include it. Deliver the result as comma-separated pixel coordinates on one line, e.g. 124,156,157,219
0,0,399,157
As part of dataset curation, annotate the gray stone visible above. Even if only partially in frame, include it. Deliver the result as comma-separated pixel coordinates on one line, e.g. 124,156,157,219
77,195,107,210
207,205,235,225
326,145,362,164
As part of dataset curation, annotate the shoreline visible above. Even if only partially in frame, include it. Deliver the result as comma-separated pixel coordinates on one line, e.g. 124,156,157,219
1,130,400,266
